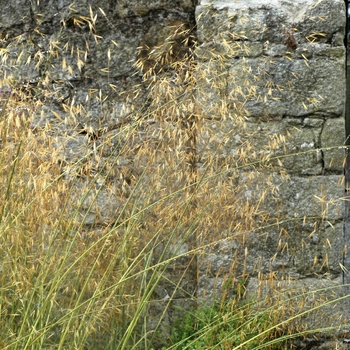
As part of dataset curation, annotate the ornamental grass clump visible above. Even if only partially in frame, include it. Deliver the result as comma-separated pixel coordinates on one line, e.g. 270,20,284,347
0,5,347,350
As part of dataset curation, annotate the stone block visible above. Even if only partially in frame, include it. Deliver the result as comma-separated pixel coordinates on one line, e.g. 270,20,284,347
321,117,346,172
250,221,343,277
196,0,346,118
53,135,90,164
196,0,345,46
239,174,344,220
114,0,194,17
227,56,345,118
197,220,343,299
198,117,325,175
245,276,347,334
0,0,31,29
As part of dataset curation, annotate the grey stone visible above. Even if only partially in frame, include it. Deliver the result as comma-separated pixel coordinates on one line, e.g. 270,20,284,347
196,0,345,46
69,180,123,227
0,0,31,29
53,134,90,164
227,56,345,118
199,118,324,175
243,174,344,220
245,276,347,334
321,118,346,172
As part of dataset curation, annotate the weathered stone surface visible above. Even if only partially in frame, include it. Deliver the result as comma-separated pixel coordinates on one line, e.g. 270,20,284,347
246,276,347,334
196,0,345,45
321,117,346,172
198,220,343,299
114,0,194,17
227,55,345,117
195,1,346,326
199,117,324,174
196,0,346,118
0,0,196,131
251,175,344,220
0,0,31,29
70,181,122,227
53,134,90,164
231,172,344,282
248,220,343,277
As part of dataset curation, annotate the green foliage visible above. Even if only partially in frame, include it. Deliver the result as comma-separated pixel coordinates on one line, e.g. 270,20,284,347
169,300,286,350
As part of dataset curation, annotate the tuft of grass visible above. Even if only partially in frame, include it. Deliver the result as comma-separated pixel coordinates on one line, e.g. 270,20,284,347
0,6,347,350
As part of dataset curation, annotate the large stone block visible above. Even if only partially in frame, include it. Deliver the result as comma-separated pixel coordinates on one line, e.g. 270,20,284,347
239,174,344,220
196,0,345,45
245,276,347,336
196,0,346,118
197,220,343,300
113,0,194,17
0,0,31,29
198,117,325,175
227,55,345,118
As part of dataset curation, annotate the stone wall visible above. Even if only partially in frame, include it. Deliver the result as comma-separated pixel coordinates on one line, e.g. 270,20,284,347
195,0,347,332
0,0,348,341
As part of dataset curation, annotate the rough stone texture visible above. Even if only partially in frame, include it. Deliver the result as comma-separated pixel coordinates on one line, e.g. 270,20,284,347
196,0,346,118
255,175,343,220
321,118,346,171
0,0,196,130
195,0,347,338
227,54,345,117
200,117,326,174
246,276,347,335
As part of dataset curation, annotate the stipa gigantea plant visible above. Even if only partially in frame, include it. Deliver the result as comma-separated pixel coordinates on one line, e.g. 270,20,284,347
0,8,142,349
0,94,152,349
132,6,347,346
0,4,346,350
0,27,276,350
130,20,304,347
0,95,65,347
0,21,282,348
0,27,201,349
